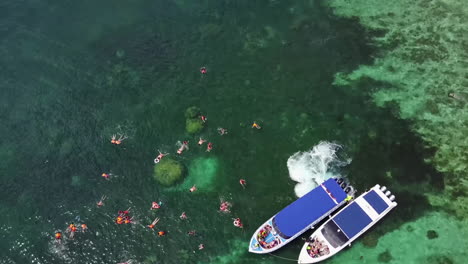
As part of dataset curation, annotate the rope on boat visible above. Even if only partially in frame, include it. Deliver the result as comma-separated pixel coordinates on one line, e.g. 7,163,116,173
268,253,299,262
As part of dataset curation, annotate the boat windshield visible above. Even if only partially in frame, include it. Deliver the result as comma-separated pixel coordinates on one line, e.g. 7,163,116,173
321,220,349,248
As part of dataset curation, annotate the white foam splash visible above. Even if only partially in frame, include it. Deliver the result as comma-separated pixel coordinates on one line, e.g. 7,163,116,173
287,141,350,197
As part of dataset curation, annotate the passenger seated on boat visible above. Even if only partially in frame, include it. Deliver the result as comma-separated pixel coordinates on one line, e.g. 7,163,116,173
306,237,330,258
257,224,273,241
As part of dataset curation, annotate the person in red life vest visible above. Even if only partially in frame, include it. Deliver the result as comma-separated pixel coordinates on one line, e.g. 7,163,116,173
233,218,243,228
199,67,207,75
150,201,160,210
154,150,169,164
97,195,107,207
177,141,189,155
206,142,213,152
147,217,160,229
200,115,207,123
67,223,77,239
239,179,247,189
180,212,187,220
189,185,197,193
217,127,228,135
198,137,207,146
114,134,127,145
101,173,111,180
252,121,262,129
116,216,124,225
198,244,204,250
158,231,166,237
81,224,88,232
54,231,62,242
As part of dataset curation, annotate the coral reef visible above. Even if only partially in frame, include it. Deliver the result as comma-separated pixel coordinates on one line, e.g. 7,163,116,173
186,118,204,134
185,106,205,134
377,250,393,263
328,0,468,217
426,230,439,239
153,158,186,186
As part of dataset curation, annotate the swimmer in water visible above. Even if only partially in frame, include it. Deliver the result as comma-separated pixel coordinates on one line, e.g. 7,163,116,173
150,201,160,210
154,150,169,164
187,230,196,236
101,173,111,180
219,200,232,213
189,185,197,193
81,224,88,232
54,231,62,242
176,141,189,155
115,134,127,145
217,127,228,135
67,223,77,239
252,121,261,129
110,134,117,144
206,142,213,152
200,115,207,123
200,67,207,75
198,244,204,250
97,195,107,207
158,231,166,237
180,212,187,220
147,217,160,229
198,138,207,145
233,218,243,228
239,179,247,189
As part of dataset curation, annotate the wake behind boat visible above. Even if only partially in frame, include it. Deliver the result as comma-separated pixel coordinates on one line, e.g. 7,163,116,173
298,184,397,263
249,178,354,254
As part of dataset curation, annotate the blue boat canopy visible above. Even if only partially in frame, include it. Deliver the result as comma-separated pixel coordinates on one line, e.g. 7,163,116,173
273,178,347,238
333,202,372,238
363,190,389,214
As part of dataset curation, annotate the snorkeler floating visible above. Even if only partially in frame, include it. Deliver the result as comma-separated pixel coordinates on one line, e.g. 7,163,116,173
67,223,78,239
176,141,189,155
147,217,160,229
198,244,205,250
116,209,132,225
150,201,161,210
198,137,207,145
54,231,62,242
154,150,169,164
97,195,107,207
110,134,127,145
200,115,207,123
158,231,166,237
217,127,228,135
219,200,232,213
239,179,247,189
200,67,207,75
180,212,187,220
189,185,197,193
206,142,213,152
233,218,243,228
101,173,111,180
252,121,261,129
187,230,196,236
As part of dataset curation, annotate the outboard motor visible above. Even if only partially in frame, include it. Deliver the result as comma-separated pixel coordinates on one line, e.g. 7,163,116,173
341,182,347,189
345,186,354,194
389,195,395,201
337,178,344,185
385,190,391,197
380,186,387,192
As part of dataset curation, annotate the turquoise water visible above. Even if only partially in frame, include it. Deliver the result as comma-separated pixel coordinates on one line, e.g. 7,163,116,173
0,1,452,263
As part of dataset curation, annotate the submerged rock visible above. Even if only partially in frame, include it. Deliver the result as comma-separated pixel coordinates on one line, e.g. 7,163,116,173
377,250,393,263
186,118,204,134
426,230,439,239
153,158,186,186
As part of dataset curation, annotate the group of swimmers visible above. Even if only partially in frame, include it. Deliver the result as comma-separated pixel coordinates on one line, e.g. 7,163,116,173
54,86,262,260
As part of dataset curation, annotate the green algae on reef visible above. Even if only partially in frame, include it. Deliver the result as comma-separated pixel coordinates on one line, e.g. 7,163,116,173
328,0,468,218
153,158,186,186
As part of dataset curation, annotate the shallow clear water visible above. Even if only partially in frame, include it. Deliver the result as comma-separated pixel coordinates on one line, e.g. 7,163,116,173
0,1,451,263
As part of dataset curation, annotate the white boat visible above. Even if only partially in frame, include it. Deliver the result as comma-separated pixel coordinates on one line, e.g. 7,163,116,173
297,184,397,263
249,178,355,254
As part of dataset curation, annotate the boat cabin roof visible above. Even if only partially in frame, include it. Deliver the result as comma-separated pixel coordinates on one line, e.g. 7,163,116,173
273,178,347,238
